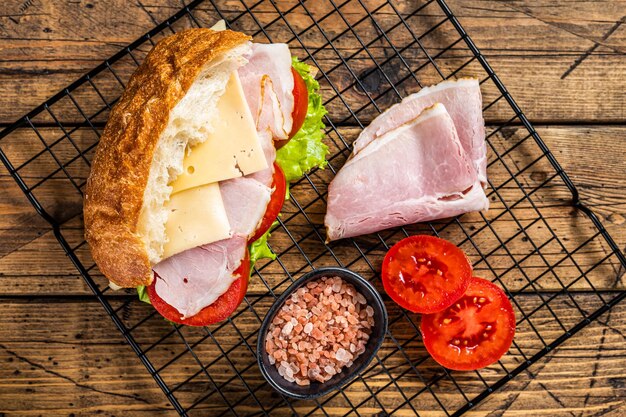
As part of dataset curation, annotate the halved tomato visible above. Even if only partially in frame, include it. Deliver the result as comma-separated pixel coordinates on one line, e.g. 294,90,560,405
382,235,472,314
248,163,286,243
147,252,250,327
276,67,309,148
420,277,516,371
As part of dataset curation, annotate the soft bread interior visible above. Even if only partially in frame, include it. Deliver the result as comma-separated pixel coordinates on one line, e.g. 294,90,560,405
137,42,251,265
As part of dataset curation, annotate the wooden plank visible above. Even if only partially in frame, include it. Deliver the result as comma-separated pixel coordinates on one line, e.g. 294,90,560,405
0,125,624,295
0,296,624,416
0,1,625,123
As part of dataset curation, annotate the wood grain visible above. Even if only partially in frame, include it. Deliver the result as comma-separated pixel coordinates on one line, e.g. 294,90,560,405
0,296,624,416
0,0,624,416
0,1,625,124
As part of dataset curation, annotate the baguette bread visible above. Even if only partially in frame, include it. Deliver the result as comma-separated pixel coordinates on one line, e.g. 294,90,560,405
84,28,251,288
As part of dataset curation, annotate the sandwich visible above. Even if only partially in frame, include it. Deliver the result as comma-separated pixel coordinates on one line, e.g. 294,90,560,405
84,23,328,326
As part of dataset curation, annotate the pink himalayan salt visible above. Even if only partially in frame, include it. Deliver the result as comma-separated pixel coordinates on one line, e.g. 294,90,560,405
265,276,374,385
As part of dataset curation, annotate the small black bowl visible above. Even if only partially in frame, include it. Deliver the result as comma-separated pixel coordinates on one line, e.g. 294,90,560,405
257,267,388,400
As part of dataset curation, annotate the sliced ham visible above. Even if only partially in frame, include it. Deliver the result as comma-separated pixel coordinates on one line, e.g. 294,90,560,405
238,43,294,140
351,78,487,185
325,103,489,241
221,177,272,238
153,235,247,319
246,129,276,187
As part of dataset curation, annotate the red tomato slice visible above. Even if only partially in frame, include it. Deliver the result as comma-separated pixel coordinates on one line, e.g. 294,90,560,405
382,235,472,314
147,252,250,327
276,67,309,148
248,163,286,243
289,67,308,139
420,277,516,371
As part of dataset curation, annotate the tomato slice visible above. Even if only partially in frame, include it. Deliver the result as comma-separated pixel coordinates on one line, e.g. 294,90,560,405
276,67,309,148
289,67,308,139
420,277,516,371
382,235,472,314
147,252,250,327
248,163,286,243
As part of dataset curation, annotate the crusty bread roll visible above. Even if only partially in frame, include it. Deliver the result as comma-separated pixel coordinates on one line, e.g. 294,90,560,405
84,28,251,288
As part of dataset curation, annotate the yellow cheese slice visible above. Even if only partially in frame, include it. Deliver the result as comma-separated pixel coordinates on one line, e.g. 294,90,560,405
162,183,231,259
169,72,268,194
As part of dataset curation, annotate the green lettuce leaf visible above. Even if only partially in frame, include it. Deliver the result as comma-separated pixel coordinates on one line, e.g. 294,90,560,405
137,285,151,304
248,223,278,270
276,57,329,182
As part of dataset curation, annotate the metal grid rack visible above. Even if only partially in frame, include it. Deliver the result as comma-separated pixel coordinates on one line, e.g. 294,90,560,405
1,0,624,415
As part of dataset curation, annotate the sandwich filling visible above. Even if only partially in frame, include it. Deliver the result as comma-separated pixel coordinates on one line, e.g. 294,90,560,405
146,41,327,320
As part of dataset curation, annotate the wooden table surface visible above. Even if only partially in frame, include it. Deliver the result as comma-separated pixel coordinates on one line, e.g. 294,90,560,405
0,0,625,416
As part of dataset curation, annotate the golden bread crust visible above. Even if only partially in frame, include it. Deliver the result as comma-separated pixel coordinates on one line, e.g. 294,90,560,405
83,28,251,288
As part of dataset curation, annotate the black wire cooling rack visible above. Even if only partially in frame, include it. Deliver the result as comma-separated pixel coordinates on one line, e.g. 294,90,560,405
1,0,624,415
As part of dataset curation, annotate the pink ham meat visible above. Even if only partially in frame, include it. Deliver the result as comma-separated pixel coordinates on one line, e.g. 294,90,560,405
352,78,487,185
246,130,276,187
153,235,247,319
238,43,294,140
221,177,272,238
324,103,489,241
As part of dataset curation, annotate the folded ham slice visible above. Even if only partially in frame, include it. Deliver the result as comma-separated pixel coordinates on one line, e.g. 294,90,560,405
238,43,294,140
325,103,489,241
153,235,247,319
246,130,276,187
351,78,487,186
221,177,272,238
